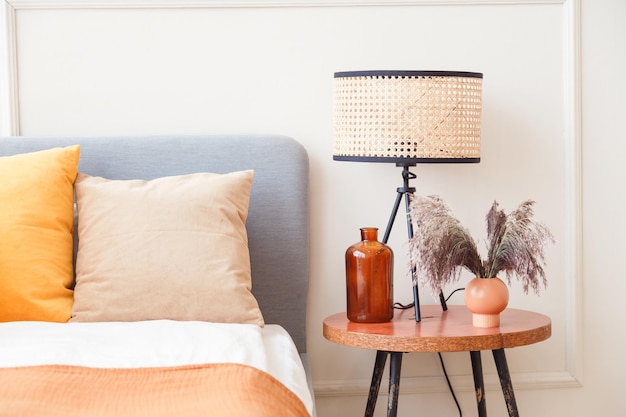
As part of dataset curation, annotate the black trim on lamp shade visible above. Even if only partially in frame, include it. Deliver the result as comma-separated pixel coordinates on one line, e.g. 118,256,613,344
332,155,481,164
334,70,483,79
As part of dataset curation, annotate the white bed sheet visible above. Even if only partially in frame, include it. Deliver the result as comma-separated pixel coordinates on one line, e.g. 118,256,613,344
0,320,313,415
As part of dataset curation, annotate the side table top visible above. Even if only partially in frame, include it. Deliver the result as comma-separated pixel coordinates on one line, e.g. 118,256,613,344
323,305,551,353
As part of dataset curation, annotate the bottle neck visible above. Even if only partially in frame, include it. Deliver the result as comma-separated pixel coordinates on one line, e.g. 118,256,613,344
360,227,379,241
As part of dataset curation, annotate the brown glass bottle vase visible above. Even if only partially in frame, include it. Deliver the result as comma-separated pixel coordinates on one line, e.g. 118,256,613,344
345,227,394,323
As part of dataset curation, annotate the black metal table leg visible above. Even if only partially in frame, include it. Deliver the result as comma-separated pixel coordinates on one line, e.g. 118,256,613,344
362,349,522,417
365,351,388,417
492,348,520,417
470,351,487,417
387,352,403,417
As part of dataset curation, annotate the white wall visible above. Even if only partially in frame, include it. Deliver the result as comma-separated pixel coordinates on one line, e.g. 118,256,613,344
1,0,624,416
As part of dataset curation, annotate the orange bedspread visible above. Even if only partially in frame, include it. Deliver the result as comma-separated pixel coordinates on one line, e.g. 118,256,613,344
0,363,310,417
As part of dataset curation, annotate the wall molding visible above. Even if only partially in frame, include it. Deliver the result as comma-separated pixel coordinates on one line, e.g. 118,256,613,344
3,0,566,10
562,0,584,386
0,1,17,135
315,370,580,398
0,0,583,396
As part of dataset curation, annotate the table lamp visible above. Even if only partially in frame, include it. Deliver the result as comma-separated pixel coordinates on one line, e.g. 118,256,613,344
333,70,483,322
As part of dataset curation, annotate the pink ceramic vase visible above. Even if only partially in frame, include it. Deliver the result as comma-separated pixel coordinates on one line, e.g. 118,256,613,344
464,277,509,328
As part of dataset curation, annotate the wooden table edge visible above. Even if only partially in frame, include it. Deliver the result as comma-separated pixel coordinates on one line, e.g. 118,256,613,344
323,306,551,353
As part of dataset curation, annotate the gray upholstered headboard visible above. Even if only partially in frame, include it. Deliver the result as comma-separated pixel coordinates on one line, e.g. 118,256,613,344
0,134,310,353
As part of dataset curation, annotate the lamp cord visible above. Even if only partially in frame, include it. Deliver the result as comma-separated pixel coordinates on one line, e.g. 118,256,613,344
393,287,465,310
438,352,462,417
393,288,465,417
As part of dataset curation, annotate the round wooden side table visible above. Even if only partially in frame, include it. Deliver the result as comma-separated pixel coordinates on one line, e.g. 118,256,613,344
323,305,551,417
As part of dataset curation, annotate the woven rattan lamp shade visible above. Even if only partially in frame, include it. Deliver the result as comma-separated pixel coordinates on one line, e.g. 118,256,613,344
333,70,483,163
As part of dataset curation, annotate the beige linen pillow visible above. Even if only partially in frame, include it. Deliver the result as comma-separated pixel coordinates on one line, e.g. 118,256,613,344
70,170,263,326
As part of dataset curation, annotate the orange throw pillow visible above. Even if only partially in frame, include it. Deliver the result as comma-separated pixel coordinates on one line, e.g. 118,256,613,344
0,145,80,322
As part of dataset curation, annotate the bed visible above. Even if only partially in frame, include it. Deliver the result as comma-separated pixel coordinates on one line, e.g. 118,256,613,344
0,134,313,416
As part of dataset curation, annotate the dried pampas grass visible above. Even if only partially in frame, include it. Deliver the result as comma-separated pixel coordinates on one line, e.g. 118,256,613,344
409,196,555,297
